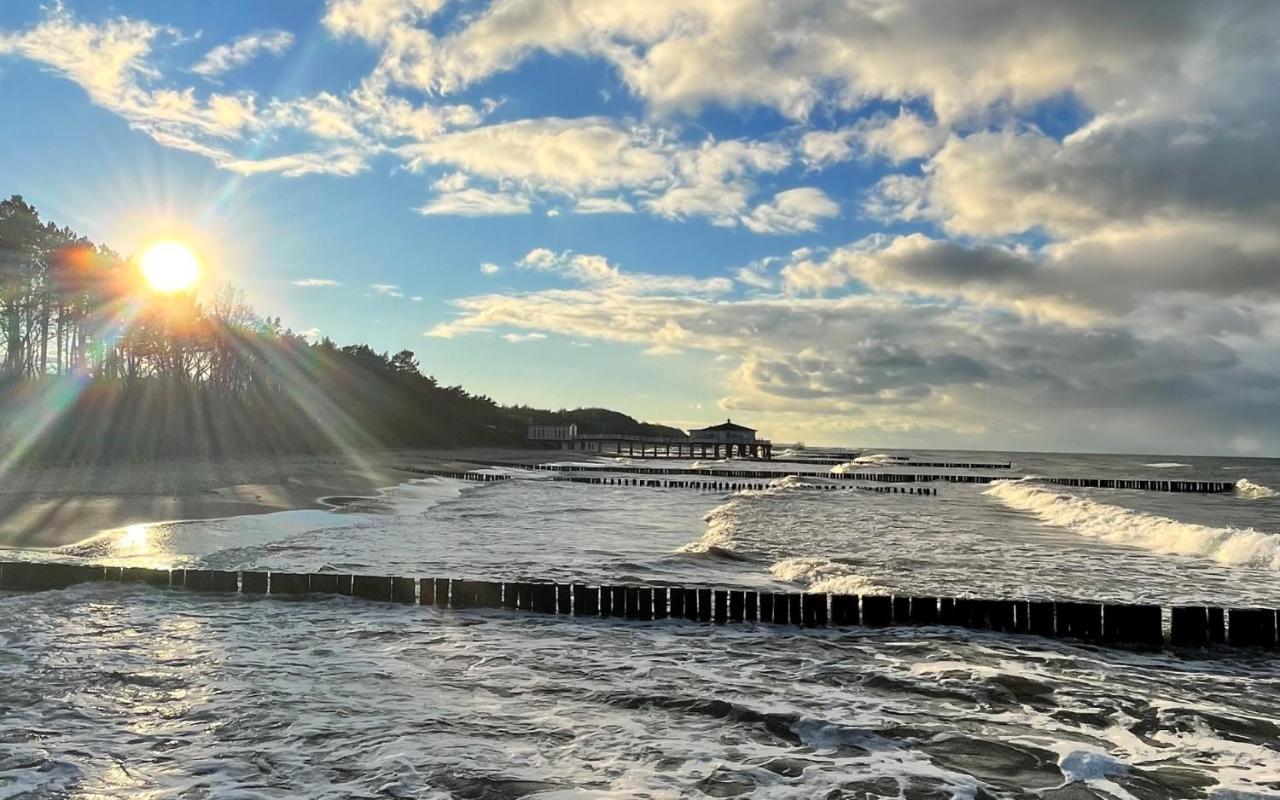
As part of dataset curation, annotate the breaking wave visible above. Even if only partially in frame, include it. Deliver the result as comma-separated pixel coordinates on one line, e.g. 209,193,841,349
985,480,1280,570
1236,479,1277,500
1144,462,1190,468
768,557,889,595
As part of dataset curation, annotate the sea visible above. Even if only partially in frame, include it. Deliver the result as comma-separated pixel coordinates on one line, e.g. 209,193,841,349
2,449,1280,799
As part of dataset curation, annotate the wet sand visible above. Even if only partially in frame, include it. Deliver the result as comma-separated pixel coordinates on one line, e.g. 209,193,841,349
0,448,556,549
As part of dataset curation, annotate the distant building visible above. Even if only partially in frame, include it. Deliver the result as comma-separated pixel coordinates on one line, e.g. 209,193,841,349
526,418,770,459
689,419,757,444
528,423,578,442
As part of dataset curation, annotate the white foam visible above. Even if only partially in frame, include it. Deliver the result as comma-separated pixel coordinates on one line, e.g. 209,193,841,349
1144,462,1190,468
675,501,742,554
985,479,1280,570
1235,478,1277,500
768,556,888,594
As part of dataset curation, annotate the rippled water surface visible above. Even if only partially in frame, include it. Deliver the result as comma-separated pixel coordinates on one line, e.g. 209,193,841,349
3,449,1280,798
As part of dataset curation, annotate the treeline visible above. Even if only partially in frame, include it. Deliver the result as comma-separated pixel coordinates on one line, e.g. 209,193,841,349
0,195,678,464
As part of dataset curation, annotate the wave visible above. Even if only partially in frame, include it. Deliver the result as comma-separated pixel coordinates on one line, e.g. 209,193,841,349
1236,478,1278,500
985,480,1280,569
768,556,889,595
830,454,908,473
675,501,744,555
1144,462,1190,468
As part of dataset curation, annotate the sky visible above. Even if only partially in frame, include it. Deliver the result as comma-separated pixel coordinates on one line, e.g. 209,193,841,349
1,0,1278,455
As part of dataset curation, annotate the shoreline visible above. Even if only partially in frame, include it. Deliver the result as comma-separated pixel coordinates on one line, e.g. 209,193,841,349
0,447,560,550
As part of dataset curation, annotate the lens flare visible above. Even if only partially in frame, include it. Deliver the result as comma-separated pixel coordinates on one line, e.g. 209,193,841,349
139,241,201,293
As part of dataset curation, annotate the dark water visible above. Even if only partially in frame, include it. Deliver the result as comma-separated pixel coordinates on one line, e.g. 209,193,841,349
2,449,1280,798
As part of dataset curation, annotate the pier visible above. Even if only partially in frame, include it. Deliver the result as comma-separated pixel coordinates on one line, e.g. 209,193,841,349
1,561,1274,650
528,420,774,459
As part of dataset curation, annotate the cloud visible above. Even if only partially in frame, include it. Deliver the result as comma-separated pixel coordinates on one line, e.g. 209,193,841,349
399,117,669,195
370,283,405,297
515,248,732,295
291,278,343,287
741,187,839,234
417,187,532,216
801,109,945,167
502,332,547,343
574,197,634,214
193,30,294,77
354,0,1244,122
480,262,501,275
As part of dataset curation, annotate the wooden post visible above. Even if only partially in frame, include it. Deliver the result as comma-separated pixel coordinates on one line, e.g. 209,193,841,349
892,596,911,624
653,587,668,619
557,584,572,614
352,575,394,602
391,576,416,604
1029,601,1055,636
803,593,828,627
729,590,745,622
698,589,713,622
533,583,557,613
270,572,308,595
241,571,268,594
462,580,502,608
1103,604,1162,647
939,597,956,625
713,590,728,624
862,595,891,626
680,587,698,621
668,587,686,619
1227,608,1278,648
771,593,790,624
831,594,858,626
759,592,775,623
1170,606,1208,647
573,584,600,616
788,594,802,627
987,600,1017,632
183,569,239,592
517,582,536,612
1208,606,1226,644
745,591,758,622
122,566,171,588
910,597,939,625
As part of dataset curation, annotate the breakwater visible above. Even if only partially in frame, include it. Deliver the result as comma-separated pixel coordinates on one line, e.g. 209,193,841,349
2,561,1274,650
459,462,1235,494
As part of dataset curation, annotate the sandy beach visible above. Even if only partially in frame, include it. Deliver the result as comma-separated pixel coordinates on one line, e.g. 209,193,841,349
0,447,555,550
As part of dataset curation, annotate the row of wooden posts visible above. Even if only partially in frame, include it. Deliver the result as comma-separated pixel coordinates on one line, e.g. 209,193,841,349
549,476,938,495
2,560,1276,650
392,467,937,495
468,462,1235,494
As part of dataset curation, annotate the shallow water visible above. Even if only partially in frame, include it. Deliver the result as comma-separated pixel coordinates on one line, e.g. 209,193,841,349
3,449,1280,798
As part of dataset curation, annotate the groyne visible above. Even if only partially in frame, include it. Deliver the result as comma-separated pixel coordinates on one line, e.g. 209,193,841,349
453,463,1235,494
2,561,1274,650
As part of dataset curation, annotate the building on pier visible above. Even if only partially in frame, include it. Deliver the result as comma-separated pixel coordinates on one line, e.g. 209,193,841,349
526,419,772,460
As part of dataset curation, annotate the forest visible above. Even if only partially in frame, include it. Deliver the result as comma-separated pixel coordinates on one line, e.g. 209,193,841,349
0,195,681,464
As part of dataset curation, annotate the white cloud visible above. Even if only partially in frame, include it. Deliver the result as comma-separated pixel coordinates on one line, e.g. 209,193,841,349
399,117,669,195
480,262,501,275
370,283,404,298
741,187,839,234
291,278,342,287
514,248,732,295
193,30,294,78
801,110,945,167
502,332,547,343
417,188,531,216
574,197,634,214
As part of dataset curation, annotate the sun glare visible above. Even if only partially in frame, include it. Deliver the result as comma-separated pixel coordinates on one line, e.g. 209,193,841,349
139,241,201,293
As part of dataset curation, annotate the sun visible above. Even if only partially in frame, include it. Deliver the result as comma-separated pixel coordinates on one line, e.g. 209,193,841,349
139,240,201,293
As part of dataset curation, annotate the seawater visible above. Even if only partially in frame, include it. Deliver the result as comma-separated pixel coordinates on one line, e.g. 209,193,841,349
2,450,1280,798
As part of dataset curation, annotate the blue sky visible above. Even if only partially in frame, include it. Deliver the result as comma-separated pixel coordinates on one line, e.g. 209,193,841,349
3,0,1278,454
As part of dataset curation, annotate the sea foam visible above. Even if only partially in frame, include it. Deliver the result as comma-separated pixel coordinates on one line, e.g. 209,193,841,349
985,480,1280,570
768,556,888,594
1236,478,1278,500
